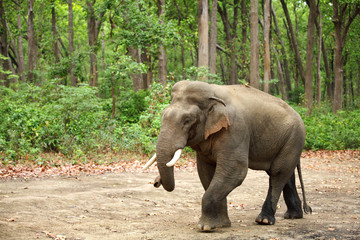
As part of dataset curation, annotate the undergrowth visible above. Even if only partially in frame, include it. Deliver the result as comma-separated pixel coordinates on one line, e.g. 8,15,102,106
0,82,359,165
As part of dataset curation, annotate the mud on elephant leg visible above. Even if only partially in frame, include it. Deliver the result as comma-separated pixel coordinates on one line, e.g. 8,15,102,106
283,173,303,219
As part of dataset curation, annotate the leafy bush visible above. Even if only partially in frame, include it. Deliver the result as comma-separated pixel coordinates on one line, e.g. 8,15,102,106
120,82,171,153
292,104,360,150
1,81,359,165
0,83,113,161
117,89,149,123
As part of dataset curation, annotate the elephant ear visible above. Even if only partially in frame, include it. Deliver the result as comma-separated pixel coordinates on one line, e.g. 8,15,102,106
204,100,231,140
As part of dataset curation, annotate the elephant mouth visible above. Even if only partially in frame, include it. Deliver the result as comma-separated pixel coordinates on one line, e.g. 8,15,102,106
143,149,183,170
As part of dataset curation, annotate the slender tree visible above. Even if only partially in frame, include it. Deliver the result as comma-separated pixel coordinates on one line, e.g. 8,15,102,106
129,47,144,92
68,0,76,86
51,1,59,65
16,0,25,82
239,0,248,80
27,0,37,83
280,0,305,85
0,0,11,86
209,0,218,75
218,0,239,85
304,0,317,114
271,5,291,93
263,0,271,93
198,0,209,74
273,46,287,101
250,0,259,88
332,1,360,113
316,8,322,105
86,0,105,87
158,0,167,85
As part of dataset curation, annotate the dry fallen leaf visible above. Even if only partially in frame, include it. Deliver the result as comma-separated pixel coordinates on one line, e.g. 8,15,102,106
42,231,56,239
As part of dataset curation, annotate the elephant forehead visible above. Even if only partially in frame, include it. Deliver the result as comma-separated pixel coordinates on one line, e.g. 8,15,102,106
163,104,199,120
172,82,214,106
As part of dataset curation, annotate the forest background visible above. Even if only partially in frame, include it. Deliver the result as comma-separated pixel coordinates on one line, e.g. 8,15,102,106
0,0,359,165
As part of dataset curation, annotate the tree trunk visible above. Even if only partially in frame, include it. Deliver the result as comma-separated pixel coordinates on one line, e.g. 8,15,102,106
218,0,239,85
209,0,218,75
240,0,247,80
316,9,322,105
304,0,317,114
280,0,305,85
332,1,359,113
273,46,287,101
17,1,25,83
68,0,76,86
271,5,291,94
263,0,271,93
141,49,152,89
249,0,259,88
0,0,11,87
51,2,59,65
158,0,167,85
198,0,209,74
181,35,185,79
27,0,37,83
129,47,143,92
174,0,186,79
87,1,97,86
86,0,105,87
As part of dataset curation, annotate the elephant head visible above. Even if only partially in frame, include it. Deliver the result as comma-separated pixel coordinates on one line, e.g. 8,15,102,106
143,81,231,192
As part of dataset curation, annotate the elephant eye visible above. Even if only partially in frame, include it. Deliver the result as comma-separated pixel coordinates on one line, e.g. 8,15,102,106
208,105,214,113
183,118,191,125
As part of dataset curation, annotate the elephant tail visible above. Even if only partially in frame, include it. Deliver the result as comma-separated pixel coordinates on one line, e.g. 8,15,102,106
297,162,312,214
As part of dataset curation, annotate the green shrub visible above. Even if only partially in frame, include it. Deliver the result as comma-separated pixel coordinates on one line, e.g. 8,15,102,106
120,82,171,153
1,81,359,165
0,83,114,161
292,104,360,150
117,89,149,123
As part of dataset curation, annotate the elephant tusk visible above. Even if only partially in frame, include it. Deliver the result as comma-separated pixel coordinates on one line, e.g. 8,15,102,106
142,153,157,171
166,149,182,167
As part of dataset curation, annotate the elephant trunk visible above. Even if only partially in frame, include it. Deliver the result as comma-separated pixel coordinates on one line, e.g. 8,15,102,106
155,131,186,192
156,145,176,192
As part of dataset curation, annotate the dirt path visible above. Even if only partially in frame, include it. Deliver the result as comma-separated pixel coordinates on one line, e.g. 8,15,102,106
1,157,359,240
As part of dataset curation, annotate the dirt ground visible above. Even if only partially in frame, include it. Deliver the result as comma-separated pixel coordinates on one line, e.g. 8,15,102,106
1,157,359,240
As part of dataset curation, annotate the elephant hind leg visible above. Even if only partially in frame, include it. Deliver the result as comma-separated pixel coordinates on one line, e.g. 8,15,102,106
283,172,303,219
256,167,295,225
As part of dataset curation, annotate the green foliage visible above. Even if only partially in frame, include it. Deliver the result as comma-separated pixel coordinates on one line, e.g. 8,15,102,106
120,82,171,153
0,82,172,163
0,83,113,161
117,89,149,123
185,66,223,85
1,81,359,165
292,104,360,150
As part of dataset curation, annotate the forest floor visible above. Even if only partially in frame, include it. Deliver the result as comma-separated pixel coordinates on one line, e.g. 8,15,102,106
0,151,359,240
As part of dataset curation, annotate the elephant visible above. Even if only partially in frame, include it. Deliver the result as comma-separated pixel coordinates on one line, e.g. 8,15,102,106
143,80,312,231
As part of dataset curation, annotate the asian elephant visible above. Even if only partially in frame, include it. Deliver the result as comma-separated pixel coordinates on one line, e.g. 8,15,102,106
143,80,312,231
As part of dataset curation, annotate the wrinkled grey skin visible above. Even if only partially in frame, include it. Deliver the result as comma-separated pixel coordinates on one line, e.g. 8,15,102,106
154,81,311,231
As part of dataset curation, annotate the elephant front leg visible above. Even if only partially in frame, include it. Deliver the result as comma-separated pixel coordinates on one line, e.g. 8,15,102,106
198,191,231,231
196,155,232,231
196,153,248,231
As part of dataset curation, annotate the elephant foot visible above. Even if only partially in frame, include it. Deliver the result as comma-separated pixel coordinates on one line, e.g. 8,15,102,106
197,215,231,232
284,209,303,219
255,213,275,225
